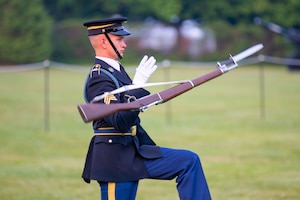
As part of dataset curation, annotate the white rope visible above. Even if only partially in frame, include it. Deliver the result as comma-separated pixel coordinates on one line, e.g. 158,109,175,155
0,62,46,72
91,80,190,103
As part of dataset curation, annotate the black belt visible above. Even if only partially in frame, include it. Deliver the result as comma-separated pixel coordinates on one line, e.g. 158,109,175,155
94,126,136,136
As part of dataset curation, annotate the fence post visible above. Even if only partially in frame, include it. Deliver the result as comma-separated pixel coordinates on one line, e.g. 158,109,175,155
43,60,50,132
162,60,172,125
258,55,265,120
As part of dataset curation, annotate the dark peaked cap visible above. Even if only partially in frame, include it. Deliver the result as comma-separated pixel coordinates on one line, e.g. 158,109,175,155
83,17,131,36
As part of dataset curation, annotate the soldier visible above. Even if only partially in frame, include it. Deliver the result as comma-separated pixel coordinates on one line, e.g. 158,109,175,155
81,16,211,200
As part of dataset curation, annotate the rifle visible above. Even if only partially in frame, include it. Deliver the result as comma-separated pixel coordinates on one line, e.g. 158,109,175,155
254,17,300,44
254,17,300,70
77,44,263,123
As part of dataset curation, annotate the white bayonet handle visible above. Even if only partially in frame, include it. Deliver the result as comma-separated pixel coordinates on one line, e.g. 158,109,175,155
232,43,264,63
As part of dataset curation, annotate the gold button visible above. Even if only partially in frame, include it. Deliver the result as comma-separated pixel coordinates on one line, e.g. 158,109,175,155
108,139,112,143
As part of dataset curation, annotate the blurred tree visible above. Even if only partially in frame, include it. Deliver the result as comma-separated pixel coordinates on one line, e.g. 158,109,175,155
43,0,182,22
198,0,300,27
41,0,300,62
0,0,52,64
42,0,300,27
262,0,300,27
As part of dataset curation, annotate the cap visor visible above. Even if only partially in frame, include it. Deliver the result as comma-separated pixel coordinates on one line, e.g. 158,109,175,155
110,29,131,36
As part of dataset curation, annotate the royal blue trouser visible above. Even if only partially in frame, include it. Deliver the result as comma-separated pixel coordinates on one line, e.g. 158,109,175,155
99,147,211,200
98,181,138,200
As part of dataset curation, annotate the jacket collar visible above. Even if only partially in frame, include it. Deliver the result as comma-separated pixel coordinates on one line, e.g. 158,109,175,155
94,58,132,85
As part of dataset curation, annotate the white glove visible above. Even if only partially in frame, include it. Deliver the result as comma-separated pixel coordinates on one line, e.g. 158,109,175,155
132,55,157,85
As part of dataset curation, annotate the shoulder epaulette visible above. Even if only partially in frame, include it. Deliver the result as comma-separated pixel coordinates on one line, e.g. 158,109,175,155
83,64,120,103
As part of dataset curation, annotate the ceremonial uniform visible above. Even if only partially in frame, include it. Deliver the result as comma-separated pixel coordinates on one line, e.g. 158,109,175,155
82,59,162,183
81,16,211,200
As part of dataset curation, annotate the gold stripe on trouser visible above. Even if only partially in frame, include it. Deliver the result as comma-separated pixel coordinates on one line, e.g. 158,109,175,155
108,182,116,200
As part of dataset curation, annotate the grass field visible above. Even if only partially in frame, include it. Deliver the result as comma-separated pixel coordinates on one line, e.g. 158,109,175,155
0,65,299,199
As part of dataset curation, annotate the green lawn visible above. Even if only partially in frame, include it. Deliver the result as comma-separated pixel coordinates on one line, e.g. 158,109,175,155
0,65,299,199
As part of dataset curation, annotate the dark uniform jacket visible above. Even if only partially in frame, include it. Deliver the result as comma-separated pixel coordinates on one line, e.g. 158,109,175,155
82,58,162,183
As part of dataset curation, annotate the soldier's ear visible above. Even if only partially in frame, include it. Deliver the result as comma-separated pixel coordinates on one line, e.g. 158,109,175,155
101,37,109,49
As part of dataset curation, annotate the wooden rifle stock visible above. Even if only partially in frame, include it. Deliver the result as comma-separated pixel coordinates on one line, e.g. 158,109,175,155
77,68,223,123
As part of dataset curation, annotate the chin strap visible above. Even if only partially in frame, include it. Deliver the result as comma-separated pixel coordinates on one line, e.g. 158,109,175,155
104,32,123,59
